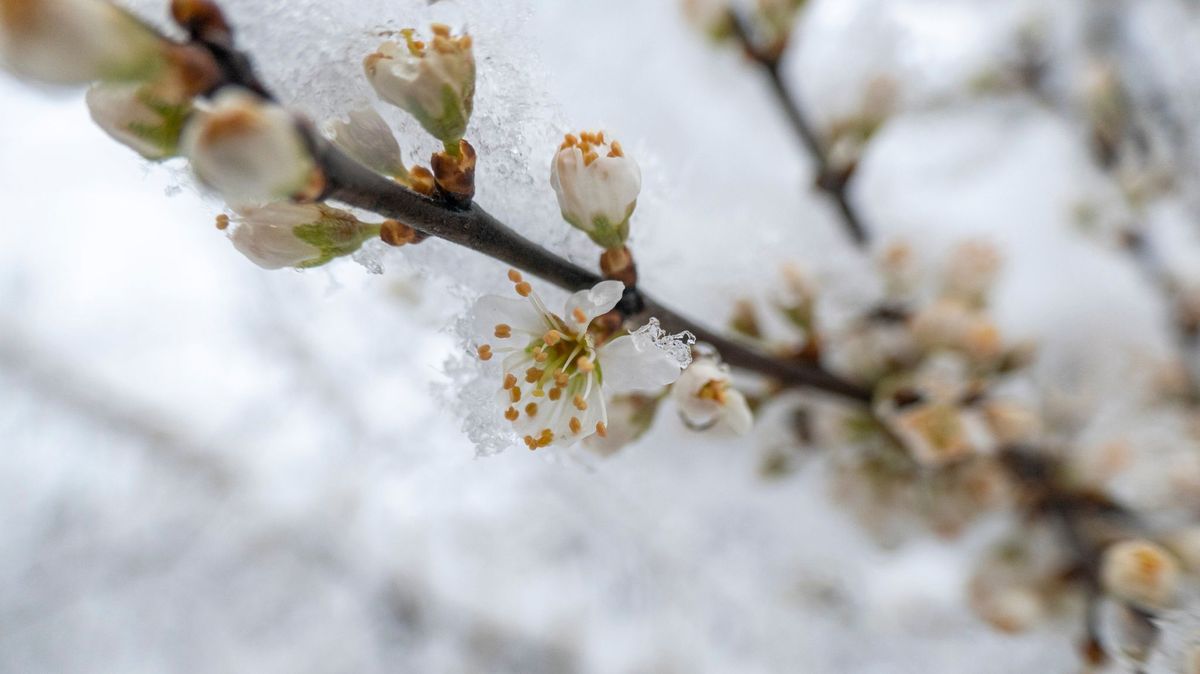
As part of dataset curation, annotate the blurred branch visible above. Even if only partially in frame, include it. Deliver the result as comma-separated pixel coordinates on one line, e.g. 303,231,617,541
172,0,872,404
728,10,869,248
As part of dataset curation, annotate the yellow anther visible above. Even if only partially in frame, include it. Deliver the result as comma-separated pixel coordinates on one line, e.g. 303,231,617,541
596,131,605,144
532,388,545,398
543,330,562,346
548,387,562,401
524,435,537,450
494,324,512,339
595,421,608,438
515,282,532,297
535,350,549,363
503,373,517,390
583,151,599,166
576,356,594,373
554,372,569,387
215,214,230,230
525,367,543,383
507,269,523,283
525,403,539,417
572,308,587,323
573,394,588,411
504,407,519,421
459,35,473,49
477,345,492,361
569,417,582,434
537,429,554,447
510,386,522,403
431,23,451,37
609,140,624,158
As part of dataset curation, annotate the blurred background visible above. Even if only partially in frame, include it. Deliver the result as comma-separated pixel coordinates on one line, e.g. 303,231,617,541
4,0,1200,671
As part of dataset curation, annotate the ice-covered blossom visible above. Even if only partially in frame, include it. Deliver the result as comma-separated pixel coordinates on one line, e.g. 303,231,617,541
181,89,320,206
226,203,377,270
327,107,408,180
672,357,753,434
550,131,641,250
364,24,474,147
0,0,163,84
471,273,685,449
1101,539,1181,611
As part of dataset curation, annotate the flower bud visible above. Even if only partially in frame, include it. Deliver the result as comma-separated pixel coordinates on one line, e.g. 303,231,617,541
364,25,475,147
327,107,408,180
181,88,321,206
0,0,164,84
1101,539,1181,611
673,358,753,434
550,131,641,250
227,203,377,269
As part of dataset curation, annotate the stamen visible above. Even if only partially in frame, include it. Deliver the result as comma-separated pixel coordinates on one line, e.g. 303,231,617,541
510,386,522,403
535,350,549,363
215,214,230,230
524,435,537,450
543,330,562,346
572,308,587,324
609,141,624,158
554,372,569,387
515,282,532,297
525,367,543,383
494,323,512,339
504,407,519,421
569,417,582,434
583,151,599,166
595,421,608,438
532,388,545,398
503,373,517,389
537,429,554,447
548,387,562,401
525,403,539,417
577,355,594,373
477,345,492,361
507,269,523,283
573,394,588,411
431,23,451,37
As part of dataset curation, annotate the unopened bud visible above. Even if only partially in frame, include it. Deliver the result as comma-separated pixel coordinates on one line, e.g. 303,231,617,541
327,107,408,180
0,0,165,84
1101,539,1181,611
181,88,322,206
227,202,377,269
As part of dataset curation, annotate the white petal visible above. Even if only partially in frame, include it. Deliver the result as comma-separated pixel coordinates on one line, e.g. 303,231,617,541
721,390,754,435
599,334,683,393
328,107,406,177
470,295,545,343
563,280,625,329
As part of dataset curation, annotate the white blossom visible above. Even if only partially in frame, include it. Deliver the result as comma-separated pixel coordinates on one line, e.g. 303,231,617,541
471,273,684,449
550,130,641,250
181,88,319,207
0,0,162,84
228,203,376,270
86,79,190,159
1101,539,1181,611
364,25,474,146
672,357,753,435
327,107,408,179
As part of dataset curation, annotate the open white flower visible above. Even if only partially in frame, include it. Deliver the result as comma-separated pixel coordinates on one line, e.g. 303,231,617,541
181,89,319,207
227,203,377,270
550,130,641,250
672,357,753,435
327,107,408,180
0,0,163,84
472,272,685,449
364,24,474,147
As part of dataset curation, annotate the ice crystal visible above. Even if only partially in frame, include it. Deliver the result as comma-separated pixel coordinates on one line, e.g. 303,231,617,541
632,318,695,370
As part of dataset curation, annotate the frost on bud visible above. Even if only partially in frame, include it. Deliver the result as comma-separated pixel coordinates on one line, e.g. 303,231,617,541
1101,539,1181,611
551,131,641,250
363,25,475,147
327,107,408,180
672,357,753,435
181,88,322,207
227,203,378,270
0,0,164,85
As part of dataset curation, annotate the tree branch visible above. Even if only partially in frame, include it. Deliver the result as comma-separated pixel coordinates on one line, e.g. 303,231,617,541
728,11,869,247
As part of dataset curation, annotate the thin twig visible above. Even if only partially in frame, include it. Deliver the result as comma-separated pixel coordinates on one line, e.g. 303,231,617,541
728,11,869,247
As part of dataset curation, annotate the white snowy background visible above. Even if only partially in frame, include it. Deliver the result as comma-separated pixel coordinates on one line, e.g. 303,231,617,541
3,0,1198,671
